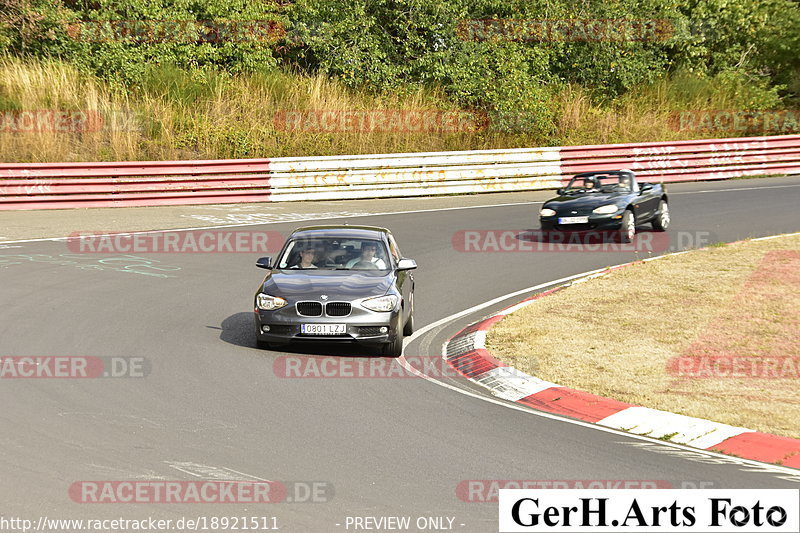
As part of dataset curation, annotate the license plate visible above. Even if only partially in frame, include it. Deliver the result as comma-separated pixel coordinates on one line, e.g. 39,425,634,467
301,324,347,335
558,216,589,224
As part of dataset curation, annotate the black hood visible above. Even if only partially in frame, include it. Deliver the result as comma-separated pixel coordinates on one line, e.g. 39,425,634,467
545,192,629,212
262,269,394,301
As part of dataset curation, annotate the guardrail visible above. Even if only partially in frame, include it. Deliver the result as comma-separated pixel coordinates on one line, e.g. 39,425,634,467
2,134,799,210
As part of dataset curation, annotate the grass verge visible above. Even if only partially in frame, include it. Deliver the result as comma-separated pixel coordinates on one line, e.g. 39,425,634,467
486,234,800,439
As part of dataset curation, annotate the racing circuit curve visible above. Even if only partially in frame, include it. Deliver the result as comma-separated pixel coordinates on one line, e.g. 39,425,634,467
0,175,799,531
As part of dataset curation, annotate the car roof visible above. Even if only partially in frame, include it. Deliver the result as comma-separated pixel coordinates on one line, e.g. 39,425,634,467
289,225,391,240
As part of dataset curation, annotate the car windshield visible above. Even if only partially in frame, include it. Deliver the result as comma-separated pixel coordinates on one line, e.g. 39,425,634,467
564,174,633,193
276,238,391,271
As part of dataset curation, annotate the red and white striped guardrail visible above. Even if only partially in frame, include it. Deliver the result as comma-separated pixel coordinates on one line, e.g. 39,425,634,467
1,134,799,210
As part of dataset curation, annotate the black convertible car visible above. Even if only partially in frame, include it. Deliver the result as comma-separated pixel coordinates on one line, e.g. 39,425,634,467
539,170,669,242
253,225,416,357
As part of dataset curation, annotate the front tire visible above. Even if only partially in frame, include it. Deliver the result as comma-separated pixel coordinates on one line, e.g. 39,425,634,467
382,329,404,358
652,200,670,231
619,210,635,243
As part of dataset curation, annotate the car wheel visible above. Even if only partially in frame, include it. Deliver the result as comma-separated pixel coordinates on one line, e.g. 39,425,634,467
382,329,404,358
403,293,414,336
652,200,670,231
619,210,635,243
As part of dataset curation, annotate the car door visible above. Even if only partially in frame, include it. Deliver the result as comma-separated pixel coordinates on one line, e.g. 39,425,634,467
388,234,412,322
630,181,656,222
638,182,662,221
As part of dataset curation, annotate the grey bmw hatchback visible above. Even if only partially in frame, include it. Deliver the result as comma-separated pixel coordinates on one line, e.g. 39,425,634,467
253,225,416,357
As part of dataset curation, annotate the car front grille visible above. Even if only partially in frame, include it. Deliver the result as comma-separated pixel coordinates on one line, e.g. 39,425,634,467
325,302,351,317
296,301,323,316
359,326,384,336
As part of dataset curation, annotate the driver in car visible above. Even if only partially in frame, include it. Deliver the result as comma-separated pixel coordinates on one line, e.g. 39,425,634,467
290,246,318,269
345,242,387,269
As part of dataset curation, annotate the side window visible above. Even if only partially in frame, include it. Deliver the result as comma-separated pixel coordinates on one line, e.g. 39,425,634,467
387,235,402,263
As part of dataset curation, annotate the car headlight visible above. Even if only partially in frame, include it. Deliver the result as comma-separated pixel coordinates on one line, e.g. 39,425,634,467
362,295,399,312
592,204,620,215
257,293,288,310
540,207,556,217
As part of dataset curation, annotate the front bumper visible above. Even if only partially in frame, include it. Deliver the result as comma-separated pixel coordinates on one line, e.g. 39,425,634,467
539,212,624,232
254,304,401,345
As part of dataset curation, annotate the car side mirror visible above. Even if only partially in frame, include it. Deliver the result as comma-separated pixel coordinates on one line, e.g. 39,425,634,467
556,188,565,195
640,183,653,191
396,258,417,271
256,256,272,269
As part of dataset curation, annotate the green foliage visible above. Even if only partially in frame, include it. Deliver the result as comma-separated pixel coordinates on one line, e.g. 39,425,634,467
0,0,78,55
1,0,285,86
1,0,798,142
285,0,798,124
666,0,800,78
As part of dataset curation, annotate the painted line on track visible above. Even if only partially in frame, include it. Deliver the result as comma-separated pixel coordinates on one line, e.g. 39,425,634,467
165,461,270,481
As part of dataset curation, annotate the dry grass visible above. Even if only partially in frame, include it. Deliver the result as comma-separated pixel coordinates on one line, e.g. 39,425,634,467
0,58,775,162
486,235,800,439
0,58,522,162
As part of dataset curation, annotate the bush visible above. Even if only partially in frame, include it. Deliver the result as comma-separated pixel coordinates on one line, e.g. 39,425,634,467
1,0,285,86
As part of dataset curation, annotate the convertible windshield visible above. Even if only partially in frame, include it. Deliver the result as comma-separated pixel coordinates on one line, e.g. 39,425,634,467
276,238,391,271
564,174,634,193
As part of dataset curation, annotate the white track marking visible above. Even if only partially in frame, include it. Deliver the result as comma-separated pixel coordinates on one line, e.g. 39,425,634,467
2,180,799,245
164,461,269,481
473,367,557,401
597,407,751,449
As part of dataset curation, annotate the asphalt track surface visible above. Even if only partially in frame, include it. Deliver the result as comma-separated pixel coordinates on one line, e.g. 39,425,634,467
1,176,799,532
